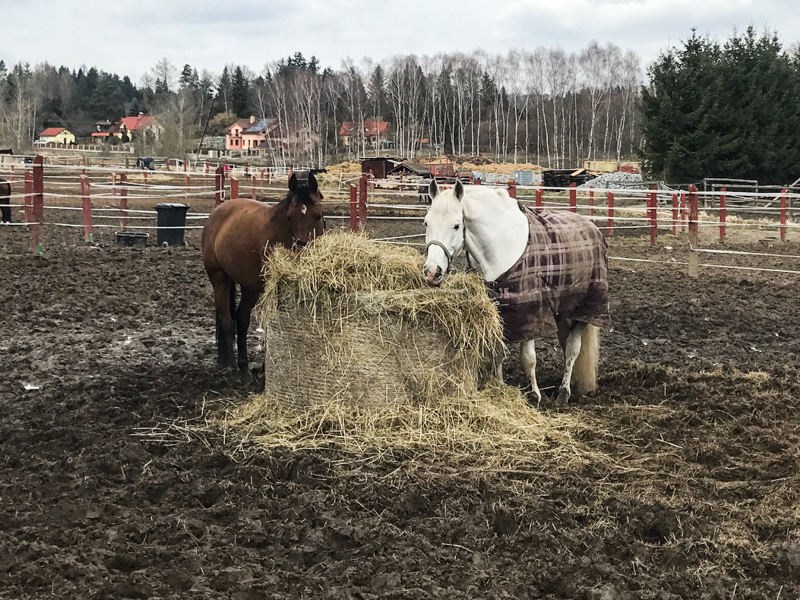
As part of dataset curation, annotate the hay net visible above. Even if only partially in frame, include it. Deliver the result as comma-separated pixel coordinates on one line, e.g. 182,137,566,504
255,232,505,406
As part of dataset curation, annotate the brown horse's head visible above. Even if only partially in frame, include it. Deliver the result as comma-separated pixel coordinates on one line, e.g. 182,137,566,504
286,171,325,248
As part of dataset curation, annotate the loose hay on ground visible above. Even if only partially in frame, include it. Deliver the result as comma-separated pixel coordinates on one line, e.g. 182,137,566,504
216,231,590,464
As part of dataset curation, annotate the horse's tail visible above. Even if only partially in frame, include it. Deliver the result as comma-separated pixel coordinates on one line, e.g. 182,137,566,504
573,324,600,396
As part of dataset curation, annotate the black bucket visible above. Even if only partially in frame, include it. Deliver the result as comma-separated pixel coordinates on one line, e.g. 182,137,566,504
116,231,149,248
154,203,189,247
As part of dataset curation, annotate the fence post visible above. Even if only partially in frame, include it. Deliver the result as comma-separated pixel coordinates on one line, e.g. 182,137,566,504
508,178,516,199
24,169,33,223
119,173,128,231
589,189,594,217
349,183,358,232
719,187,726,244
569,182,577,212
358,175,367,231
681,191,687,232
688,185,699,278
81,174,93,244
607,191,615,236
214,165,225,206
671,193,678,235
230,176,239,200
32,156,44,256
780,188,787,242
648,186,657,246
535,187,543,212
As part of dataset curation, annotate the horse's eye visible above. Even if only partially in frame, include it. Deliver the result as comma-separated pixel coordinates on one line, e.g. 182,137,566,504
454,224,460,231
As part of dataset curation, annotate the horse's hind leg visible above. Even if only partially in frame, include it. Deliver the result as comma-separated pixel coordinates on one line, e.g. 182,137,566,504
556,320,587,403
234,288,260,373
520,340,542,407
209,270,236,369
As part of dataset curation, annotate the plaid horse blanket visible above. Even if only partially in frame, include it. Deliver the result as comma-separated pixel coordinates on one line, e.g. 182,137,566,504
489,206,610,343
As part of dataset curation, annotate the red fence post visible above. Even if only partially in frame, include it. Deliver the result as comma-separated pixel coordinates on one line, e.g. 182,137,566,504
185,172,190,203
672,193,678,235
780,188,787,241
32,156,44,256
648,186,657,246
719,187,726,244
681,191,687,232
119,173,128,231
607,191,615,236
535,187,543,212
349,183,358,232
589,189,594,217
214,165,225,206
688,184,699,278
24,170,33,223
80,174,93,243
358,175,367,231
230,177,239,200
508,179,516,199
569,182,577,212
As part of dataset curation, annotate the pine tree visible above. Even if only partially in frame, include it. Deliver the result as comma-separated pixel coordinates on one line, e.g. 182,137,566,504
231,66,250,117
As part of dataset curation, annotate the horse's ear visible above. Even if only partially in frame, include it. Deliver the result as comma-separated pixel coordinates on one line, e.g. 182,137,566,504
428,179,439,202
454,179,464,201
289,173,298,193
308,171,318,193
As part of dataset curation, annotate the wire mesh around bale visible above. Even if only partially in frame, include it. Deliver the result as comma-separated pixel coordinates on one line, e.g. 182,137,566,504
256,232,506,409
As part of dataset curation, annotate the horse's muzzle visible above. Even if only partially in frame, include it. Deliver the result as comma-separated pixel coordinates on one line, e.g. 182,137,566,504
425,266,443,287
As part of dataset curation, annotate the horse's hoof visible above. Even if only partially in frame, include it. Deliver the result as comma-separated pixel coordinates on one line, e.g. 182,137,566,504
557,388,571,403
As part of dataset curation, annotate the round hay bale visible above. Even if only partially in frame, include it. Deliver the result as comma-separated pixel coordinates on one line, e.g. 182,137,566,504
257,233,505,409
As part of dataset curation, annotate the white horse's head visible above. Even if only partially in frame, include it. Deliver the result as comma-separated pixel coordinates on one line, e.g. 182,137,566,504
423,179,465,286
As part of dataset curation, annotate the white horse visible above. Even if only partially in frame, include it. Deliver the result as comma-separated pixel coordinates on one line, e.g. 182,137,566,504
423,179,610,404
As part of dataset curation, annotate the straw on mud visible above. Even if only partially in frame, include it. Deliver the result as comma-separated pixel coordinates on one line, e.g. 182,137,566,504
215,231,589,467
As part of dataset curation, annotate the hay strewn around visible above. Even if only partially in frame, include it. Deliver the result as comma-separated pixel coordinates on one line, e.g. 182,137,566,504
223,231,586,461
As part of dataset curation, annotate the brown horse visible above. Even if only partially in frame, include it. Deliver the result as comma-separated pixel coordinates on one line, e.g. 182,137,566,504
202,171,325,371
0,178,11,223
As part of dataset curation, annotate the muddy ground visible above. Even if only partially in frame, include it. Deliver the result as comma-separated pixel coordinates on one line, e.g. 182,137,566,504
1,201,799,599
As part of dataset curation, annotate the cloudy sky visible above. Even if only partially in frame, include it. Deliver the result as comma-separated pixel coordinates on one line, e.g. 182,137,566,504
2,0,797,82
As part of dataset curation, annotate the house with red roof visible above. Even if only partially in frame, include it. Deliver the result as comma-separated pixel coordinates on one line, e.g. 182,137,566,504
225,116,281,151
38,127,75,145
339,120,390,149
115,114,162,141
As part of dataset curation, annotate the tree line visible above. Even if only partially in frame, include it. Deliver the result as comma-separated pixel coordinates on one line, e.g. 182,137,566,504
641,26,800,185
2,27,798,185
0,45,642,168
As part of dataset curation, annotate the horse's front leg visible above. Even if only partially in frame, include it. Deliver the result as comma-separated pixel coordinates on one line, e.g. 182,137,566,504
235,288,260,373
209,272,236,369
520,340,542,407
557,322,587,403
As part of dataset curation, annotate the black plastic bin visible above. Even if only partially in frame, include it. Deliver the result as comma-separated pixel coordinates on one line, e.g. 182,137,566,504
154,203,189,247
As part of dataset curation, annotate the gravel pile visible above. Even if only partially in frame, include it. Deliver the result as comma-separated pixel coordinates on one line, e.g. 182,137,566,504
578,172,645,189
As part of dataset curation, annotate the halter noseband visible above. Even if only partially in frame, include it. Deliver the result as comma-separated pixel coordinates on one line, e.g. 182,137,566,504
424,240,455,274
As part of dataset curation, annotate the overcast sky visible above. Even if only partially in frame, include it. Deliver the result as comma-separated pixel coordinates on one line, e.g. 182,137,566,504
2,0,797,83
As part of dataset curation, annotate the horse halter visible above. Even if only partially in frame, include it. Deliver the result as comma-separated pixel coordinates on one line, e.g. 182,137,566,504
424,221,466,274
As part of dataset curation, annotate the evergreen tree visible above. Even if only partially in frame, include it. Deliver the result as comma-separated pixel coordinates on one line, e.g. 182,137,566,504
231,66,250,117
641,27,800,184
